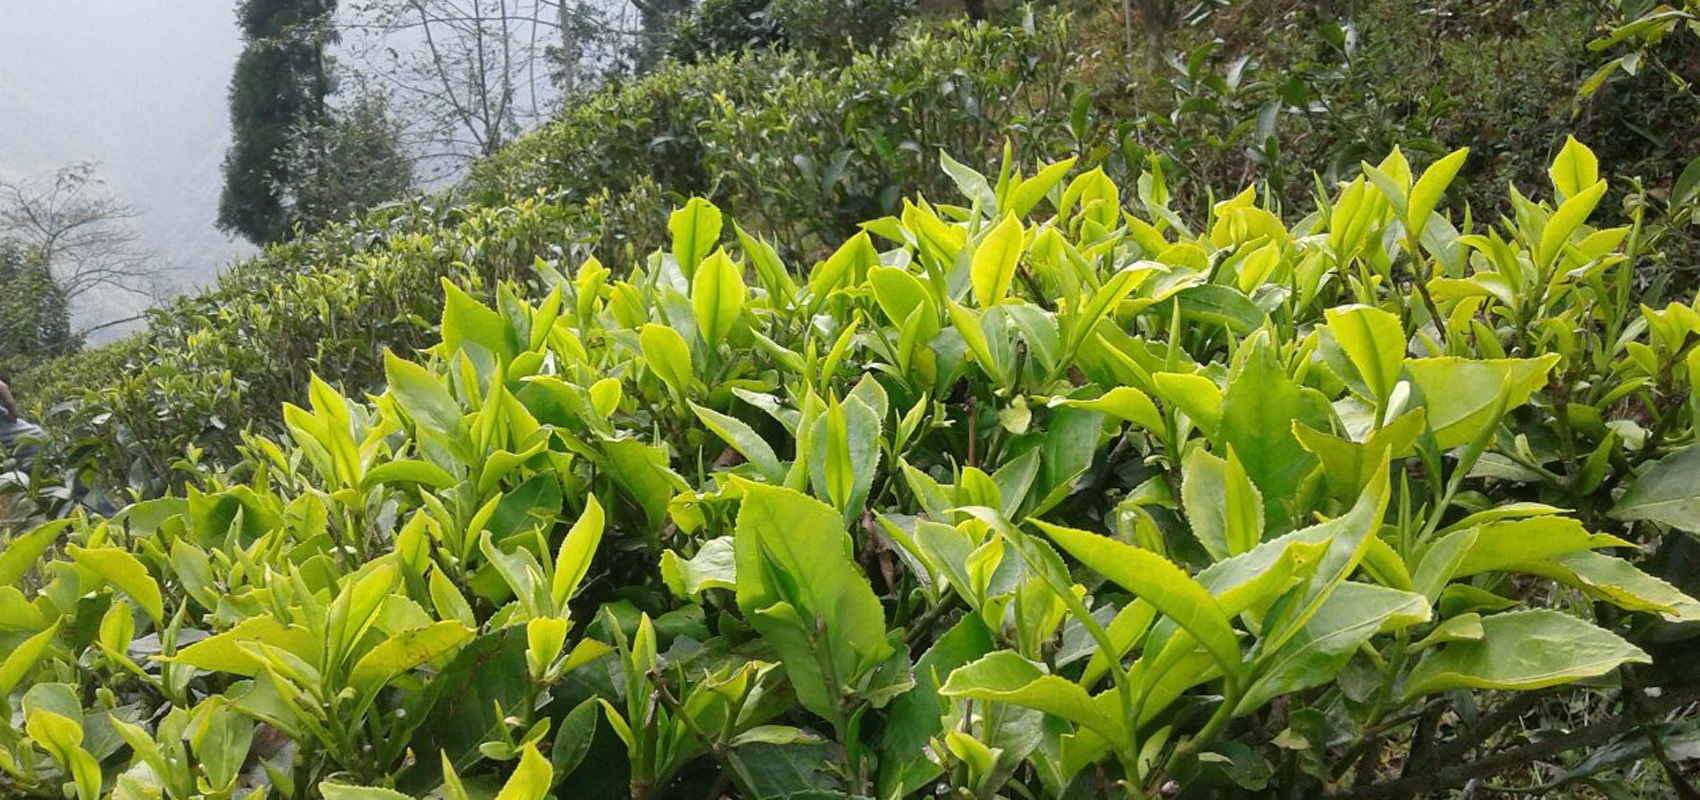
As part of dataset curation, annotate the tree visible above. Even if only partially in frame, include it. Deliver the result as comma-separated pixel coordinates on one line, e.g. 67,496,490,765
0,240,76,369
289,82,416,225
1126,0,1178,64
0,162,167,324
341,0,632,178
345,0,558,170
219,0,339,245
628,0,691,72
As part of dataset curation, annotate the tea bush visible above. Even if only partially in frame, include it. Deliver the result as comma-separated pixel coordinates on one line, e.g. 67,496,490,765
472,13,1088,257
23,3,1700,503
3,140,1699,799
15,15,1089,500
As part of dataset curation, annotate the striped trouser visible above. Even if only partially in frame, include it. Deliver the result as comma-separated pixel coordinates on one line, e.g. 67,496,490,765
0,415,46,472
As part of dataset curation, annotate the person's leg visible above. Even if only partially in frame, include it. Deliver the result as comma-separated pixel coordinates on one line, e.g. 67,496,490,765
0,417,114,515
0,415,47,473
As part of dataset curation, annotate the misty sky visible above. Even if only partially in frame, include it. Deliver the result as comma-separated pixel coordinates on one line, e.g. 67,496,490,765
1,1,614,339
0,1,251,335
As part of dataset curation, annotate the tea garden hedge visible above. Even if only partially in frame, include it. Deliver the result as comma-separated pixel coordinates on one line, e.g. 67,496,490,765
4,135,1700,799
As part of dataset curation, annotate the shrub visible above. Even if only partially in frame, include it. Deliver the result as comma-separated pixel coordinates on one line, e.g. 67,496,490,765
474,12,1089,260
20,2,1700,525
768,0,916,59
20,15,1093,498
2,141,1697,800
666,0,788,63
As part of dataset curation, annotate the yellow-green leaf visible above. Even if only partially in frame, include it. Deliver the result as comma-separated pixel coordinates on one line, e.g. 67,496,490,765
640,323,693,398
970,214,1025,307
1405,355,1560,448
940,651,1125,746
691,249,746,347
1549,136,1599,202
1325,304,1406,403
0,519,73,587
68,545,164,625
494,743,554,800
1404,610,1647,699
348,621,473,697
1538,179,1607,269
1407,147,1469,242
670,197,722,279
0,620,62,695
553,494,605,608
1032,519,1241,676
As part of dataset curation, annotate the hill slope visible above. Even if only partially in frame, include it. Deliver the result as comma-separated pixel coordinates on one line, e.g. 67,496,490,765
15,0,1700,497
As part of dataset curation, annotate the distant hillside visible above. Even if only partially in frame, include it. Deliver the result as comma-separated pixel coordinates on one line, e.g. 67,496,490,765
19,0,1700,489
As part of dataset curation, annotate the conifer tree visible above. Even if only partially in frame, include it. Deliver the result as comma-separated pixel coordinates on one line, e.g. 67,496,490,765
0,241,76,368
218,0,338,245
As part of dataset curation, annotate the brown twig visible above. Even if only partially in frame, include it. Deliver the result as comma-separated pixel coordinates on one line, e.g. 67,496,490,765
1329,687,1700,800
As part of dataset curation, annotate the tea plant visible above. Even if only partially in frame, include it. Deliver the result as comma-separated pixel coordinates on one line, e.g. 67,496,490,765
3,138,1698,799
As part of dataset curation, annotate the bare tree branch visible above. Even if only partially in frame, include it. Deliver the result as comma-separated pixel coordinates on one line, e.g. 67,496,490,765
339,0,637,177
0,163,174,334
1330,686,1700,800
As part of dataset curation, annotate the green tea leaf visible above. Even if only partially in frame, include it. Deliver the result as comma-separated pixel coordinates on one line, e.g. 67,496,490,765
601,438,689,534
869,265,939,338
1153,372,1222,437
386,348,462,439
1033,519,1241,676
1324,304,1405,403
1405,355,1559,448
0,620,62,695
940,651,1125,745
0,519,73,587
1054,387,1163,433
441,279,516,364
941,150,996,210
1549,136,1599,202
692,249,746,347
807,395,882,522
1407,147,1469,242
322,785,413,800
494,743,554,800
661,537,737,601
1538,179,1607,269
552,494,606,608
166,616,318,676
1182,447,1230,560
1219,332,1330,531
1445,516,1631,578
640,323,693,398
1522,550,1700,623
877,615,995,796
24,707,101,800
1238,583,1428,714
1173,284,1266,334
734,483,894,723
1008,157,1078,219
1405,610,1647,698
1610,444,1700,531
690,402,784,481
363,459,457,491
1223,446,1265,556
1292,410,1427,501
971,213,1025,307
68,545,164,625
670,197,723,279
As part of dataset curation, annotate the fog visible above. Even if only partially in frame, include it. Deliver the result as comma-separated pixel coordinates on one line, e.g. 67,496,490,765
1,1,632,342
0,1,252,338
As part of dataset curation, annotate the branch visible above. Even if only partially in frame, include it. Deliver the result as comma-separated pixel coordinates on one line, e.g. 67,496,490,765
1424,689,1552,768
1330,686,1700,800
77,313,150,338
